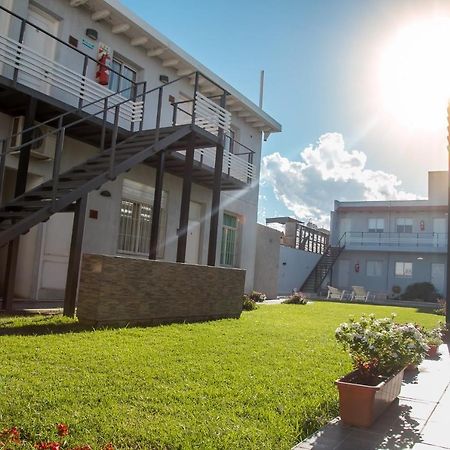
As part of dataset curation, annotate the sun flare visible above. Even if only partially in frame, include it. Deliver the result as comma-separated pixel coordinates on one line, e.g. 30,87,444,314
379,17,450,131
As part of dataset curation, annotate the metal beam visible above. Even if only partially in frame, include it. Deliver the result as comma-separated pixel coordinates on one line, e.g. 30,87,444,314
63,195,87,317
176,135,195,263
149,151,165,259
207,93,227,266
2,96,37,311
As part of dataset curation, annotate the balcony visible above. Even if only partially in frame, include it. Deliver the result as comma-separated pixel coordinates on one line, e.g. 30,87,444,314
0,5,255,190
342,231,448,253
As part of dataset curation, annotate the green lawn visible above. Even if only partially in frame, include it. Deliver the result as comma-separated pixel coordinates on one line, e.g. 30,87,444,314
0,302,442,450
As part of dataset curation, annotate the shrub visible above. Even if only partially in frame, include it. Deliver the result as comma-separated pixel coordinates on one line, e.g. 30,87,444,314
242,295,257,311
249,291,267,302
282,292,308,305
434,298,446,316
335,314,428,382
419,324,444,346
400,282,440,302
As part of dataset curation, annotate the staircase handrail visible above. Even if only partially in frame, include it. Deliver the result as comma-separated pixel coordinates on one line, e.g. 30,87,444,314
4,71,197,156
337,231,347,248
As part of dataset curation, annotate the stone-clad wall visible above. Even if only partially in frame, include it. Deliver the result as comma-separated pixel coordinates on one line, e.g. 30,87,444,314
77,254,246,326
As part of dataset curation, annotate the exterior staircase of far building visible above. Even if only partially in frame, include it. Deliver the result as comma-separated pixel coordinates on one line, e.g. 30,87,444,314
300,244,345,294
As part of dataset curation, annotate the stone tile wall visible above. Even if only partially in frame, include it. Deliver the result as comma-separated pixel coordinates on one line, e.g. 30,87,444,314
77,254,246,326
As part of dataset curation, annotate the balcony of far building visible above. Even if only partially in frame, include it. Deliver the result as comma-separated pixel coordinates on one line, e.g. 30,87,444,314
0,4,274,191
340,231,448,253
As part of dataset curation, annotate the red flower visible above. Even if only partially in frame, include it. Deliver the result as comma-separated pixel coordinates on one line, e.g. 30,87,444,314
0,427,21,444
56,423,69,437
69,446,92,450
35,441,61,450
102,444,115,450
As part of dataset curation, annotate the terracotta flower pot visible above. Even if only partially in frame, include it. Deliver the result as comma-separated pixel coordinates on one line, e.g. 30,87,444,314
405,363,418,371
335,368,405,428
427,344,438,358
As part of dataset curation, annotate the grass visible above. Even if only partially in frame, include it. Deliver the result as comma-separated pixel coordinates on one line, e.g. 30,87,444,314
0,302,442,449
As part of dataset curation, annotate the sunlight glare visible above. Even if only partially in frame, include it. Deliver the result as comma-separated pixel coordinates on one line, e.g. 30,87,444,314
379,17,450,131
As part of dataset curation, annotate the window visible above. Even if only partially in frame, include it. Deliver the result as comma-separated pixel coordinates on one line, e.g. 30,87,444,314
109,57,137,99
367,261,382,277
220,213,238,267
396,218,413,233
225,128,239,154
395,262,413,277
368,218,384,233
117,180,167,258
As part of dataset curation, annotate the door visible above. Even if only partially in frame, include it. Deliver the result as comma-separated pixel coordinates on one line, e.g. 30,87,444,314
38,212,73,299
432,218,446,248
185,201,202,264
340,218,351,244
337,259,350,289
431,263,445,295
18,5,58,94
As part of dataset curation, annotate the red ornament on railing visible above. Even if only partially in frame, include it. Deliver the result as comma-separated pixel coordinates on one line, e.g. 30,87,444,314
96,44,110,86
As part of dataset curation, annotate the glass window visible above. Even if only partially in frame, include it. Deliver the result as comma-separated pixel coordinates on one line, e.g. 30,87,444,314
368,218,384,233
220,213,238,266
118,182,167,258
108,57,137,99
396,218,413,233
224,129,236,154
395,262,413,277
367,261,382,277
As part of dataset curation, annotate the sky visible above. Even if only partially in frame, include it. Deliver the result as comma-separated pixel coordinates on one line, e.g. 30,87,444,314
122,0,450,228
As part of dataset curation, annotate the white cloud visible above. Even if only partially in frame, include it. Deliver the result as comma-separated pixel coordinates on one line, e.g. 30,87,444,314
262,133,418,227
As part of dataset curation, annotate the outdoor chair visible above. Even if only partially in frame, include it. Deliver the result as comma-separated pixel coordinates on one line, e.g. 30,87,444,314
351,286,374,302
327,285,349,301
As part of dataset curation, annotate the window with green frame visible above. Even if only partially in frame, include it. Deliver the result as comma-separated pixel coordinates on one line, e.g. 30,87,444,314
220,213,238,266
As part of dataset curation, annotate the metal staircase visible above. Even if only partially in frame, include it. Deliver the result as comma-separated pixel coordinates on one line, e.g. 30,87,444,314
0,67,234,314
300,237,346,294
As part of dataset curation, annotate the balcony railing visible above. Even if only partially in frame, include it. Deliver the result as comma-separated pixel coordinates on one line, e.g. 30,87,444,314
342,231,448,250
0,5,255,185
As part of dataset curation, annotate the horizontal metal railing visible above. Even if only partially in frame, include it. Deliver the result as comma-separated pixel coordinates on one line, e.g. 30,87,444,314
341,231,448,249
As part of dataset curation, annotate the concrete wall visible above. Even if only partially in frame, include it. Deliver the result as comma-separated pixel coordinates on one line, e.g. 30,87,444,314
333,251,447,297
77,254,246,326
253,224,281,298
278,246,321,295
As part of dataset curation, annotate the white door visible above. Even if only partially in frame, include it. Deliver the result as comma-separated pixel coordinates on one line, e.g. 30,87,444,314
431,263,445,295
433,218,446,248
38,212,73,299
185,201,202,264
340,218,351,243
337,259,350,289
18,5,58,93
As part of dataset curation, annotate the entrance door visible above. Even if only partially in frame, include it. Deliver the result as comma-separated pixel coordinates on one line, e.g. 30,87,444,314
431,263,445,296
38,212,73,299
185,201,202,264
18,5,58,93
337,259,350,289
433,218,446,248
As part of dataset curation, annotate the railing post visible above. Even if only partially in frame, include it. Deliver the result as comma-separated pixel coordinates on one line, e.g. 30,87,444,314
78,55,89,110
172,102,178,126
0,139,7,204
139,81,147,132
109,105,120,179
100,97,108,152
13,19,26,84
51,119,65,211
191,72,200,126
155,86,163,142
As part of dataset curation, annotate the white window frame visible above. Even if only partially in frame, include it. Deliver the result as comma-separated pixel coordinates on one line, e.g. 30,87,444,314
366,260,382,277
220,213,239,267
396,218,413,233
109,56,137,100
368,218,384,233
395,261,413,278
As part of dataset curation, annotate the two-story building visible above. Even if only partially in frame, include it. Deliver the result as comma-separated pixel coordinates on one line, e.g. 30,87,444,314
328,171,447,298
0,0,281,314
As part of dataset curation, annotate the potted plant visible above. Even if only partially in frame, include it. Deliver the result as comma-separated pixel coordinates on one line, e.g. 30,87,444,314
335,314,428,427
422,325,444,358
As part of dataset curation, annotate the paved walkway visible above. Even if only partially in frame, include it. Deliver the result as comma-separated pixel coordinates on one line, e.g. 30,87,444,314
293,344,450,450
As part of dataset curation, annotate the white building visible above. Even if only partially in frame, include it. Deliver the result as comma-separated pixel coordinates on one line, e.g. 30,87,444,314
325,171,447,298
0,0,281,313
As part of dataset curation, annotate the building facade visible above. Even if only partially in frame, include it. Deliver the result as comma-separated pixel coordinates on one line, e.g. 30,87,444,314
0,0,281,310
329,171,447,298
